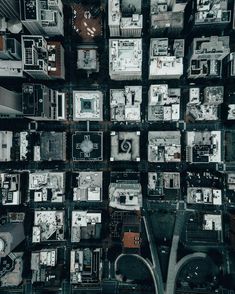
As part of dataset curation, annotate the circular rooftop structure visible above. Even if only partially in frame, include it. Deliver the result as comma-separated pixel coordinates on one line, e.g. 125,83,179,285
80,137,94,154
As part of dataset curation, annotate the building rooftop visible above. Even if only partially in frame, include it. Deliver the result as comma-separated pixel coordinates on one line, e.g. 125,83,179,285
110,131,140,161
70,248,102,284
187,187,222,205
148,84,180,121
73,91,103,121
150,0,187,34
0,131,33,161
225,131,235,163
0,35,21,61
227,173,235,190
148,131,181,162
122,232,140,249
77,46,99,73
186,131,221,163
186,86,223,122
148,172,180,200
185,212,222,243
121,214,141,253
203,214,222,231
109,179,142,211
32,210,64,242
73,172,102,202
0,60,23,77
33,132,66,161
188,36,230,79
22,83,66,120
0,131,13,161
0,173,21,205
33,131,66,161
71,211,102,243
110,86,142,121
108,0,142,37
149,38,184,79
109,39,142,80
22,35,49,79
194,0,231,26
29,171,65,203
21,0,64,36
72,132,103,161
228,104,235,120
31,247,64,286
0,252,23,287
47,41,65,79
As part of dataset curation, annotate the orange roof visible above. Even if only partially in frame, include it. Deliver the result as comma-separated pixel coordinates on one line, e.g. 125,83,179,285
122,232,141,249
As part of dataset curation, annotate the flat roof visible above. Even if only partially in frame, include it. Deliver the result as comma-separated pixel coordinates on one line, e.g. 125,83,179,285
72,132,103,161
110,86,142,121
71,211,102,242
186,131,221,163
110,131,140,161
73,172,102,202
109,39,142,76
29,171,65,203
148,84,180,121
33,210,64,242
73,91,103,121
149,38,184,78
148,131,181,162
109,181,142,210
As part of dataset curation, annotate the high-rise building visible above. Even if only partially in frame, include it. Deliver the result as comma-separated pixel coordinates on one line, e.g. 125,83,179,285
22,35,49,79
47,41,65,80
22,83,66,120
21,36,65,80
150,0,187,36
20,0,64,36
0,35,23,77
0,0,20,20
0,86,22,118
0,35,21,60
108,0,142,37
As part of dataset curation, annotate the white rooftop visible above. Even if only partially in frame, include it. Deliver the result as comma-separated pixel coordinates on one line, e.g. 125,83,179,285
149,38,184,79
29,172,65,203
73,91,103,121
110,86,142,121
203,214,222,231
73,172,102,202
148,84,180,121
187,187,222,205
33,210,64,242
109,39,142,80
77,48,99,71
0,131,12,161
109,181,142,210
